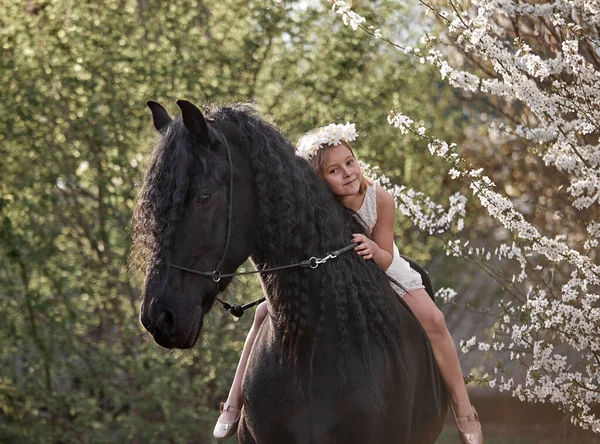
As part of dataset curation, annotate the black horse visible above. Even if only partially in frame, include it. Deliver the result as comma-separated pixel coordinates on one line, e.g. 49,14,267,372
132,100,447,443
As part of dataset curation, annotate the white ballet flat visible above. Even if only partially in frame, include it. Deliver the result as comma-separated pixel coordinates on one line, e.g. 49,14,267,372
213,402,241,440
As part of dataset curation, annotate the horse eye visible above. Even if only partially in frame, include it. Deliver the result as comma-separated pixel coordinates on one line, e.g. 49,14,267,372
197,193,212,206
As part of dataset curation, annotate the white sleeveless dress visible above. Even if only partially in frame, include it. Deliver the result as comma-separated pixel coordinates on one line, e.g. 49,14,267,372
356,183,424,296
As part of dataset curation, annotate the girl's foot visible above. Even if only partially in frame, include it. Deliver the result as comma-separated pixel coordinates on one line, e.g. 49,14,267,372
213,402,241,440
451,403,483,444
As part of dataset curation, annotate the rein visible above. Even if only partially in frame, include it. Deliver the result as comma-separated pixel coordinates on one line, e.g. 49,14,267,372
171,242,357,317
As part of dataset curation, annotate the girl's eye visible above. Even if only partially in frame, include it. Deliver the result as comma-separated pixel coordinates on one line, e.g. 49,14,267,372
198,193,212,206
328,168,338,174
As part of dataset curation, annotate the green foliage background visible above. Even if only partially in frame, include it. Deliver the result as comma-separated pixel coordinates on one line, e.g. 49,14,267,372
0,1,467,442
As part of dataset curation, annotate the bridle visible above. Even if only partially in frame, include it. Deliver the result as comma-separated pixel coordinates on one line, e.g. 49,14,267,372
170,242,357,317
167,129,357,318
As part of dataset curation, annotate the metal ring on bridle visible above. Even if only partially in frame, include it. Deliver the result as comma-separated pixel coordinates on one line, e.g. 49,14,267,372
211,271,222,282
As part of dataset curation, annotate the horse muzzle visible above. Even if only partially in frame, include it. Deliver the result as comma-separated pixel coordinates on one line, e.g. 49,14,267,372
140,298,204,349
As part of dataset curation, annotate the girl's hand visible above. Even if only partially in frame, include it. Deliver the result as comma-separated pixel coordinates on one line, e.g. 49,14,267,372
352,233,379,260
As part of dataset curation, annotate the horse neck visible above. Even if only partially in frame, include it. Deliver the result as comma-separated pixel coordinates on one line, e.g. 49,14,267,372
248,176,354,330
250,220,326,320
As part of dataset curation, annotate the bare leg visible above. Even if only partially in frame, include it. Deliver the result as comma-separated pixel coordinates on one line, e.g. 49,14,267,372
402,288,480,434
219,301,268,423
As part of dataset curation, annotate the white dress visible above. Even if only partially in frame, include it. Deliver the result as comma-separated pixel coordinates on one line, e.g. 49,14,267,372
356,183,424,296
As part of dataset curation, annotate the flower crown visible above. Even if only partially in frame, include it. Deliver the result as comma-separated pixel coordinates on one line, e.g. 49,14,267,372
296,122,359,160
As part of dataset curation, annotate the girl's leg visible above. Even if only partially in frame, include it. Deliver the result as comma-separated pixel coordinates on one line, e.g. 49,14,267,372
215,301,268,422
402,288,481,435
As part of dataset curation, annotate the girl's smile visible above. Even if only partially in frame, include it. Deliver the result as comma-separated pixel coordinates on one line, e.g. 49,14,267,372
322,144,363,198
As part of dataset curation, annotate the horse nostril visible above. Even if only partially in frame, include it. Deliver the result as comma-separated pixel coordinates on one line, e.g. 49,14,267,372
156,309,176,333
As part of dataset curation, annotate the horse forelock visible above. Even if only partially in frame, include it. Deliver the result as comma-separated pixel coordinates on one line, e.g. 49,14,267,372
131,117,228,275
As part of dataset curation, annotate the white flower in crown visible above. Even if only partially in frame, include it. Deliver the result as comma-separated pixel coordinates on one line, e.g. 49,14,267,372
296,122,359,159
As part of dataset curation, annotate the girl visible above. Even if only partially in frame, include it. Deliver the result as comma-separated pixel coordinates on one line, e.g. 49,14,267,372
214,124,483,444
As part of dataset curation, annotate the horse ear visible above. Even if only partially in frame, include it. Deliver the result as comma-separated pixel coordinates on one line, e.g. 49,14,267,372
146,101,172,132
177,100,210,144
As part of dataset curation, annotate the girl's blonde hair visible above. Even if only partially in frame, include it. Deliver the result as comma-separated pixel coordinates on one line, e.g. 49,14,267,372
307,140,370,196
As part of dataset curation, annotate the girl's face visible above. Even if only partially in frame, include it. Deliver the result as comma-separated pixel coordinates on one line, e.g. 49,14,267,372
321,144,362,197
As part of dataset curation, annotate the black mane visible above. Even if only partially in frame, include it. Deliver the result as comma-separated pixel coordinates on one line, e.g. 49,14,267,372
216,105,407,382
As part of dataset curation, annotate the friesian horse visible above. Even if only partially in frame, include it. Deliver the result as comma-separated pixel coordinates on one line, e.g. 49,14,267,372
132,100,447,443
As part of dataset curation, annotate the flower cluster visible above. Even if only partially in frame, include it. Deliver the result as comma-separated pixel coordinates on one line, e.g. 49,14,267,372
296,122,358,160
331,0,368,31
359,161,467,235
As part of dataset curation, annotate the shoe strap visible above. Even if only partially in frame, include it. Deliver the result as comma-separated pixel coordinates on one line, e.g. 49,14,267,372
452,404,480,426
220,402,241,413
465,406,479,422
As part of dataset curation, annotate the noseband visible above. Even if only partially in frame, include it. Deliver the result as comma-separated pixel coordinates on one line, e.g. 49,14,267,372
167,129,357,317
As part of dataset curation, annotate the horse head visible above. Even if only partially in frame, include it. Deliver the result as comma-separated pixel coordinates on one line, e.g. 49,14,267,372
134,100,257,349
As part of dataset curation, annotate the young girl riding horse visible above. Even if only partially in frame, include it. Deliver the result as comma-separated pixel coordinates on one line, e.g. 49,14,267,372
214,123,483,444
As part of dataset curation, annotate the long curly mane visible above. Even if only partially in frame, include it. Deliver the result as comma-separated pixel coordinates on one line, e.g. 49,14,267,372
216,106,407,381
132,104,408,386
